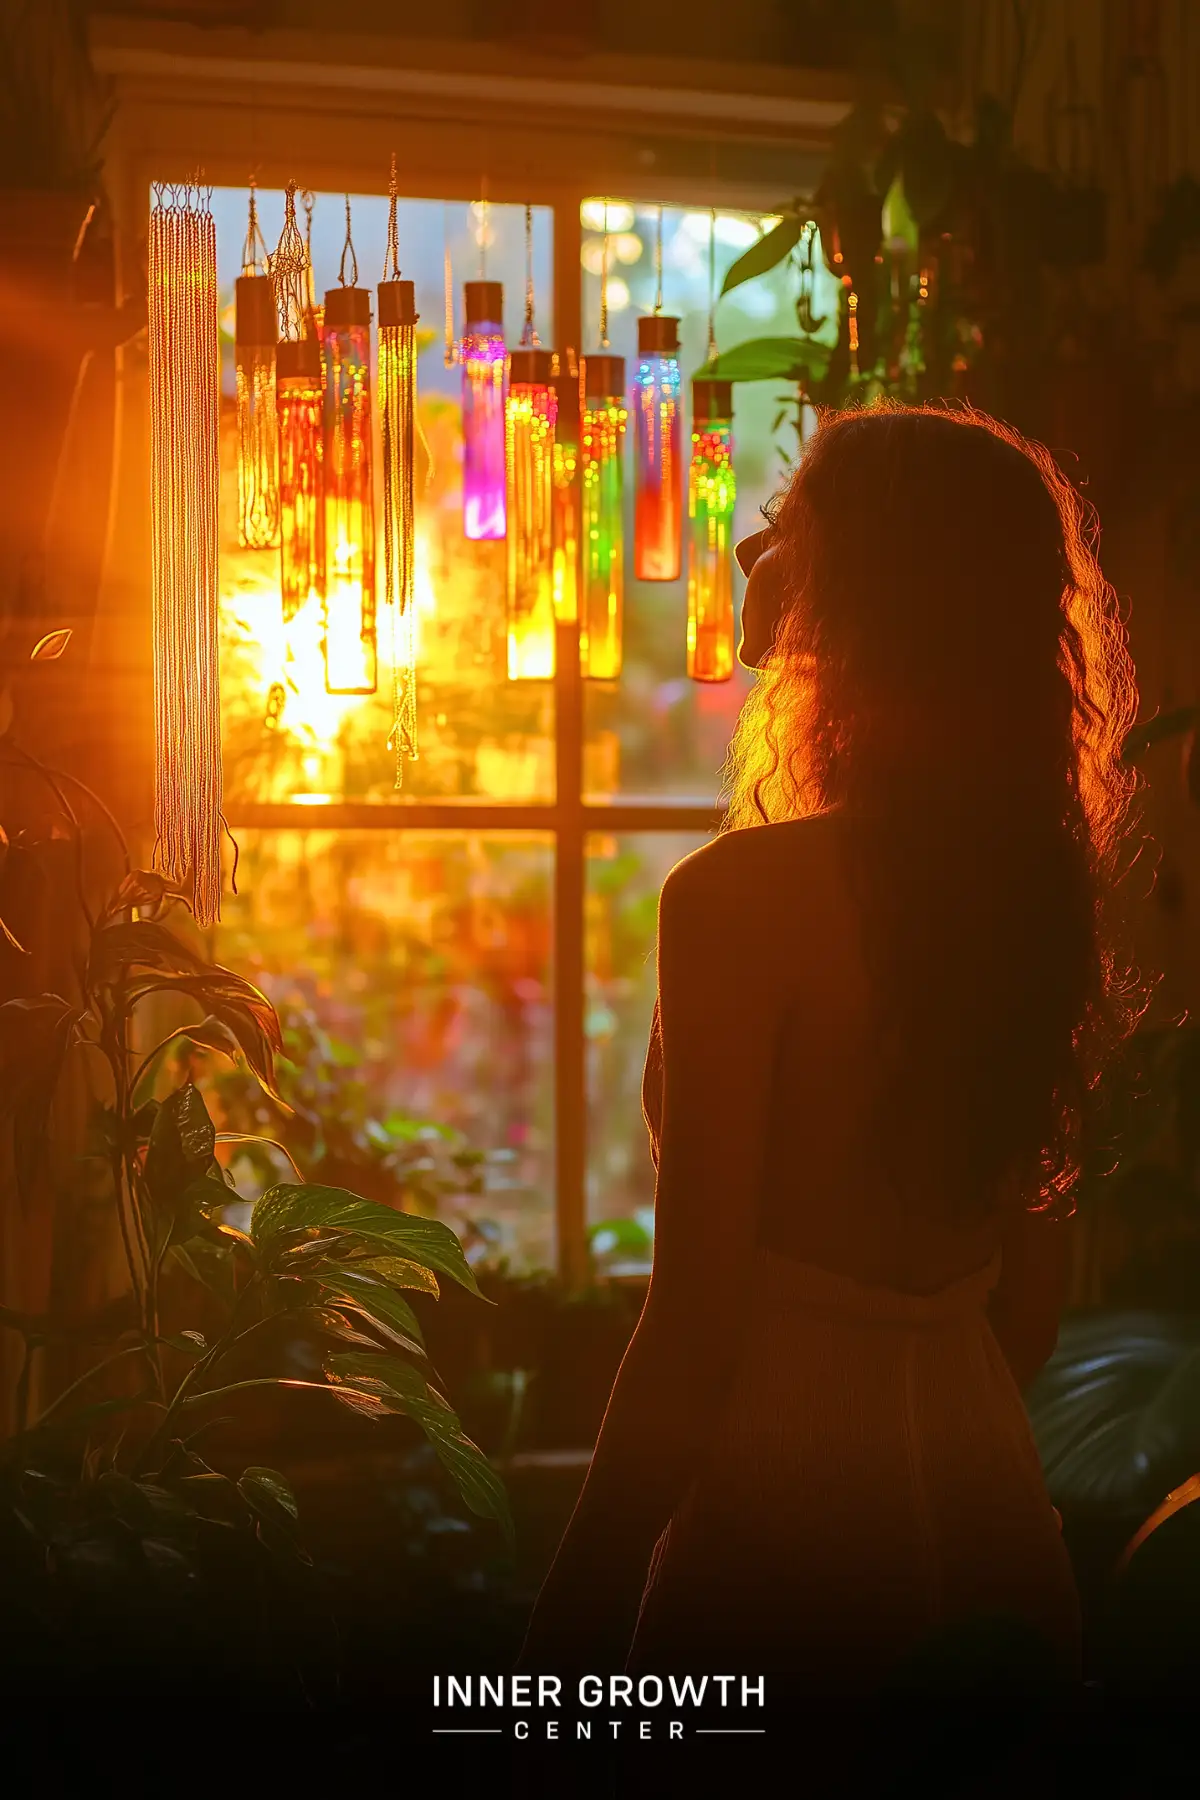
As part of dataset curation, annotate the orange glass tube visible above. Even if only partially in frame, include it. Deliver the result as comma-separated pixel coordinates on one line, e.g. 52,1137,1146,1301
581,353,627,681
322,284,376,695
234,272,279,549
506,347,558,681
276,336,325,624
633,313,682,582
687,379,736,683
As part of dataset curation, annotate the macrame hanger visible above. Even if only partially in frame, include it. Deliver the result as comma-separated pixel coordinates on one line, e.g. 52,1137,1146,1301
338,193,359,288
707,206,718,361
599,198,611,350
241,177,268,277
384,151,402,281
521,201,539,349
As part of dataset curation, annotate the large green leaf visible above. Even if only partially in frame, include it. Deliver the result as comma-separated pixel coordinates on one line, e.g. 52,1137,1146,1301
1027,1312,1200,1512
251,1184,482,1297
125,969,287,1107
694,335,832,385
327,1352,512,1546
720,214,805,295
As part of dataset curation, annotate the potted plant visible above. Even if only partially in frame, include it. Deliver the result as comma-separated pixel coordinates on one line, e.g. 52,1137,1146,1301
0,757,510,1693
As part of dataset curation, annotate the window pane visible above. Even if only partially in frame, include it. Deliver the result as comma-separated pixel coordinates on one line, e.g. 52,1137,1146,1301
586,831,709,1270
210,189,555,807
580,202,832,803
214,828,555,1268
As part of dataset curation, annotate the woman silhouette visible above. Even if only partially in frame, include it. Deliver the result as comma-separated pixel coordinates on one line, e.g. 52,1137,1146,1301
520,403,1141,1705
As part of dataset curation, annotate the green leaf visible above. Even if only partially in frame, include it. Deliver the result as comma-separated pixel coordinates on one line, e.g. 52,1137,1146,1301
30,628,73,663
694,335,832,385
158,1330,208,1356
343,1253,440,1298
143,1084,220,1242
719,213,804,295
327,1353,513,1546
123,968,288,1108
87,918,211,991
312,1269,427,1350
251,1184,482,1297
238,1468,312,1563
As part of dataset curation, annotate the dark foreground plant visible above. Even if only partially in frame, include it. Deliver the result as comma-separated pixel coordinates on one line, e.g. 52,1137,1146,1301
0,845,510,1686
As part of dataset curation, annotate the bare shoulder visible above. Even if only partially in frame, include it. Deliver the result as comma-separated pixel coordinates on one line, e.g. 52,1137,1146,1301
661,815,841,921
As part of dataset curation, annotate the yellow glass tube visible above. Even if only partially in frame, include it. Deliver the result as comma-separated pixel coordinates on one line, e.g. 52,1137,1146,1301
687,379,737,683
322,283,376,696
505,347,558,681
580,353,627,681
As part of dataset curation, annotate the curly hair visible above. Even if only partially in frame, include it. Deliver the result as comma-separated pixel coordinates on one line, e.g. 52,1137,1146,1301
723,401,1145,1218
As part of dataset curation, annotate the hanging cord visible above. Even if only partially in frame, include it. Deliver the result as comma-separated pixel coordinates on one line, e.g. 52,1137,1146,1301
338,193,358,287
654,203,664,315
241,176,268,276
443,216,456,367
273,180,309,342
599,198,611,350
706,205,718,360
479,176,489,280
384,151,401,279
301,188,317,313
521,201,539,348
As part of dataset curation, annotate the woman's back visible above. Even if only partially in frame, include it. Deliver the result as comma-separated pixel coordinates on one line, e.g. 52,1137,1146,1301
645,813,1005,1293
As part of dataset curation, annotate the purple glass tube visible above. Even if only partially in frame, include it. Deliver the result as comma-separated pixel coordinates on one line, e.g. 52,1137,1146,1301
461,279,507,540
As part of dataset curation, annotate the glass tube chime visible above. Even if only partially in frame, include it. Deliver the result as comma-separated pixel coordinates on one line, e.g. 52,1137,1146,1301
234,186,279,549
551,353,580,624
580,353,627,681
461,278,507,540
634,312,683,581
687,379,736,682
506,346,558,680
274,182,324,627
322,200,377,696
378,165,419,781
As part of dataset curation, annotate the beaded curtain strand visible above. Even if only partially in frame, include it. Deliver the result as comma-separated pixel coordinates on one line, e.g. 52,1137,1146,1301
379,152,419,782
148,182,223,925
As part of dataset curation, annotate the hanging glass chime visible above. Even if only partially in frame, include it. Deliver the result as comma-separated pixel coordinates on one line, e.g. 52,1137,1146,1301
378,154,419,782
580,352,627,681
687,378,736,682
273,181,324,627
322,195,377,695
551,351,580,625
634,208,682,582
147,183,222,925
505,205,557,681
461,273,507,540
234,182,279,549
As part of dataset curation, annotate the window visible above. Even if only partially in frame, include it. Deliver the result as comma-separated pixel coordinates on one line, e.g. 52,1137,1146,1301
207,183,798,1279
